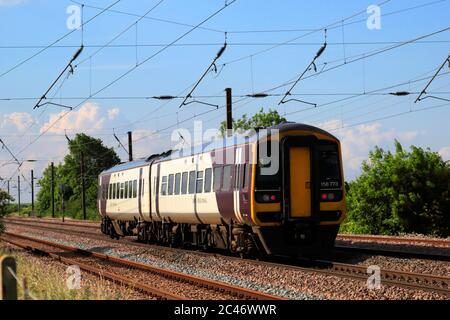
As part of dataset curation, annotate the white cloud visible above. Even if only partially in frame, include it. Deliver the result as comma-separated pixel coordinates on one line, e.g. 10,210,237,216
1,112,34,132
320,119,420,179
439,146,450,161
131,129,172,159
107,108,120,120
40,102,105,134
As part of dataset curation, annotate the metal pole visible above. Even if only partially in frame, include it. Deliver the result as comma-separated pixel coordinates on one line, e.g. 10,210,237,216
225,88,233,137
17,176,21,214
51,162,55,218
128,131,133,162
31,170,34,217
80,152,86,220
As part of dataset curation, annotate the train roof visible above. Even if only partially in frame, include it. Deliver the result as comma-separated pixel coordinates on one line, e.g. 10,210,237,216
101,159,149,175
100,122,338,175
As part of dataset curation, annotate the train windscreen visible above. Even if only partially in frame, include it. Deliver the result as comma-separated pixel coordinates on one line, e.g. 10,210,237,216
317,145,341,189
255,140,281,190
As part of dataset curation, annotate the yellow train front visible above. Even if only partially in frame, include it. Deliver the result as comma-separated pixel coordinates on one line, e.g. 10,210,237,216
248,123,346,257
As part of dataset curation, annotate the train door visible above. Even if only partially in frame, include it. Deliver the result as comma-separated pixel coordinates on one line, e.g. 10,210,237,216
288,147,312,218
282,136,317,221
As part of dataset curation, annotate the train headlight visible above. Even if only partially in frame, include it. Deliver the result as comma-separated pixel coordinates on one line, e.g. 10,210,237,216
256,192,280,203
320,191,342,202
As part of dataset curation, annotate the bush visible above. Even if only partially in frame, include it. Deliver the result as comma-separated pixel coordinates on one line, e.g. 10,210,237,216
341,141,450,237
0,190,14,234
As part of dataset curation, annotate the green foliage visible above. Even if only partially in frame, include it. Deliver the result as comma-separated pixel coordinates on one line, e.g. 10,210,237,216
0,189,14,234
219,108,287,135
342,140,450,237
37,134,120,220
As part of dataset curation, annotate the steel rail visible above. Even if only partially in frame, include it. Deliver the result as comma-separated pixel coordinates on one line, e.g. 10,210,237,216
10,218,449,247
4,218,449,296
6,218,450,262
337,234,450,247
334,244,450,262
1,234,183,300
1,232,285,300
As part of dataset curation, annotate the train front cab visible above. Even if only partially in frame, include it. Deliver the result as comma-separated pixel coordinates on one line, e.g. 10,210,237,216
252,130,346,257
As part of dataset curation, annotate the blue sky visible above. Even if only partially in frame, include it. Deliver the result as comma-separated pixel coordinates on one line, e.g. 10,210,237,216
0,0,449,201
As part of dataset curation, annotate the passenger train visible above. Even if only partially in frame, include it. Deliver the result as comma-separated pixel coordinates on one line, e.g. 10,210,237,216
98,123,346,256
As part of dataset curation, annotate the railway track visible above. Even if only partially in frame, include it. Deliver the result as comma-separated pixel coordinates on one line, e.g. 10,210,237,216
3,218,449,297
334,244,450,262
9,217,450,247
262,257,450,297
5,217,450,262
337,234,450,247
1,232,285,300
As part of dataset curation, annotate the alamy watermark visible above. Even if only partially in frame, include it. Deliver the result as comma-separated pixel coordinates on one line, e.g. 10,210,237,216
66,5,82,30
171,121,280,176
66,265,82,290
367,265,381,290
367,5,381,30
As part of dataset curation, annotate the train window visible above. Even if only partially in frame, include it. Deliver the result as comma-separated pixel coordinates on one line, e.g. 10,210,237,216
188,171,196,194
196,171,204,193
124,182,129,199
243,164,249,189
255,141,280,190
204,168,212,193
128,181,133,198
317,145,341,189
120,183,124,199
133,180,137,198
181,172,188,194
112,183,115,199
174,173,181,195
222,165,232,191
168,174,174,195
116,182,119,199
108,184,112,199
235,165,241,190
213,167,222,191
161,176,167,196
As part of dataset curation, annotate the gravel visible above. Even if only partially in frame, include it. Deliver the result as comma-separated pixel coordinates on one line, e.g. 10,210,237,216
5,223,449,300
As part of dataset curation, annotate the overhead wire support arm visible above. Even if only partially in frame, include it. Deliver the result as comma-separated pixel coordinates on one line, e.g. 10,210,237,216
415,54,450,103
33,45,84,109
278,31,328,107
0,139,21,166
113,131,129,156
179,35,228,108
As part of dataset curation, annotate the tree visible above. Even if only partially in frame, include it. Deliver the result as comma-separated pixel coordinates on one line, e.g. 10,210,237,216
342,141,450,237
219,108,287,135
0,190,14,234
37,134,121,219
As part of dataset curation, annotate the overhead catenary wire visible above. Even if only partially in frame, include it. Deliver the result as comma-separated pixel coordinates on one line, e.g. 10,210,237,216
278,30,328,106
0,0,121,79
219,0,446,68
12,0,238,161
179,36,228,109
415,54,450,103
1,40,449,50
73,0,166,69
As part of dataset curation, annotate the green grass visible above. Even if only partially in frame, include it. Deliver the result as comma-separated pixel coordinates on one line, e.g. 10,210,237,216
0,246,144,300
